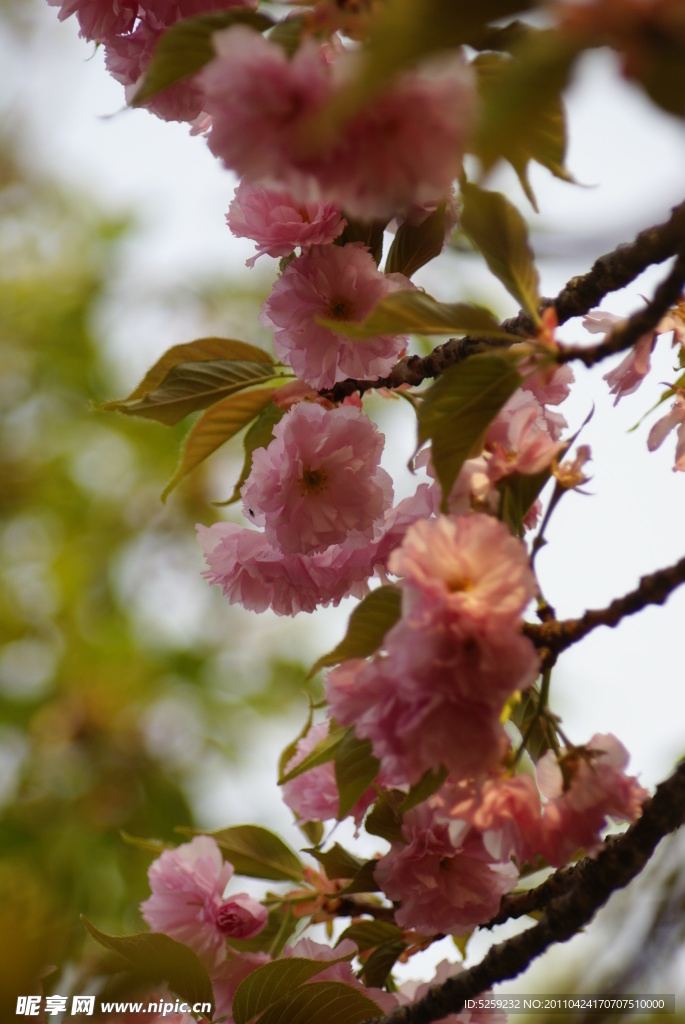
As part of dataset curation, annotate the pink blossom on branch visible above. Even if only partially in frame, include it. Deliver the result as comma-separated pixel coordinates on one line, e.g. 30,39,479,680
261,244,411,389
140,836,265,964
374,789,518,935
196,483,434,617
240,402,393,555
227,182,346,267
389,513,537,627
537,734,649,866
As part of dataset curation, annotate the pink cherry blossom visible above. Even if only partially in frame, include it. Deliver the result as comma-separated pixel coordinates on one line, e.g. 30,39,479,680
241,402,393,555
374,789,518,935
227,182,345,267
647,392,685,471
260,244,411,390
199,28,333,192
197,482,434,617
47,0,137,42
584,309,658,405
281,721,377,825
485,391,566,480
521,362,575,409
140,836,235,963
389,513,537,628
326,606,538,787
449,773,544,866
537,734,649,866
311,55,476,220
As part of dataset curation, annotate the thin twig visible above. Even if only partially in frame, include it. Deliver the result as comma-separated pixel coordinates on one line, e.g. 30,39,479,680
524,551,685,669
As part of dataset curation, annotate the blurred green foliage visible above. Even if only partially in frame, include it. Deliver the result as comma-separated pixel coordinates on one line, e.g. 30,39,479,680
0,139,318,1012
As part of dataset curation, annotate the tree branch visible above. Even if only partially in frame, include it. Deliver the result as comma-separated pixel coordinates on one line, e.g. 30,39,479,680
361,760,685,1024
525,552,685,670
555,246,685,367
321,199,685,402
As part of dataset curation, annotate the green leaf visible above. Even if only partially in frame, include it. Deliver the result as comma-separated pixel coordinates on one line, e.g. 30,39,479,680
81,918,214,1013
119,831,171,857
177,825,303,882
306,843,364,880
361,940,407,989
162,388,276,500
320,289,513,340
461,183,541,319
267,15,305,57
399,765,448,814
418,352,523,511
364,791,404,845
133,10,274,105
309,586,402,678
337,858,381,896
385,202,446,279
497,466,554,537
336,216,387,266
233,957,353,1024
219,400,286,506
255,981,385,1024
279,723,347,785
335,730,380,820
337,920,402,954
510,685,556,761
472,38,577,209
101,337,275,426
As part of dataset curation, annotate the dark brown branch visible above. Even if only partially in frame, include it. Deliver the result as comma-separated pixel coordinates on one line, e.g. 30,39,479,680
525,552,685,669
321,199,685,402
485,836,621,929
361,760,685,1024
555,246,685,368
333,896,397,923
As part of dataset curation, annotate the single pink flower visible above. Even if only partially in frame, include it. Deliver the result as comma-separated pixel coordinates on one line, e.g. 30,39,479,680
140,836,235,963
374,789,518,935
261,244,411,389
647,392,685,471
485,392,566,479
537,734,649,866
603,332,656,405
197,483,434,617
389,513,536,628
521,363,575,409
241,402,393,555
227,182,345,267
311,55,476,220
199,28,333,192
450,773,544,866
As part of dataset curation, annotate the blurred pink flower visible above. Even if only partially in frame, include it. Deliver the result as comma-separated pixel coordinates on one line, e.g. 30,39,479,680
450,773,544,866
647,392,685,471
485,392,566,479
241,403,393,555
261,244,410,389
47,0,137,42
227,182,345,266
200,28,333,192
211,951,270,1022
537,734,649,865
140,836,266,963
